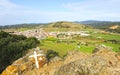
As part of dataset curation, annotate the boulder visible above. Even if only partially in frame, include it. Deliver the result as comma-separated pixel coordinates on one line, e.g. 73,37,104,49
49,56,63,64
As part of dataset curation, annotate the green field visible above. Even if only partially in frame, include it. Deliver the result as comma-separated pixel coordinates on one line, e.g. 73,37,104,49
91,33,120,52
40,40,95,57
39,32,120,57
91,33,120,40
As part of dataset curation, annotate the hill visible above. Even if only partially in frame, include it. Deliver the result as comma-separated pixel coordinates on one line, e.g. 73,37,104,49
0,23,47,29
47,21,86,28
76,20,120,33
0,21,92,32
43,21,92,31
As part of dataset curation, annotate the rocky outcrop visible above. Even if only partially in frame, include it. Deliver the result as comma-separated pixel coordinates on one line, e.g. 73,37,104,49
55,45,120,75
54,56,107,75
1,45,120,75
64,50,89,64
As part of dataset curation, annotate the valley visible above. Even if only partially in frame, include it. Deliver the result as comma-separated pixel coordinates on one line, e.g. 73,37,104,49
10,22,120,56
0,21,120,75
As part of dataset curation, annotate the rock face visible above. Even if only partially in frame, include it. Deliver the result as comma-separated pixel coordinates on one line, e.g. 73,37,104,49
64,50,89,64
1,45,120,75
1,56,35,75
55,45,120,75
49,56,63,64
55,56,107,75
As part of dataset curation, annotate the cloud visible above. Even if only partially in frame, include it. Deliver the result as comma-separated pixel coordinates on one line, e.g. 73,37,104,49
0,0,80,25
0,0,120,25
66,0,118,9
0,0,41,25
0,0,19,9
63,0,120,13
62,0,120,21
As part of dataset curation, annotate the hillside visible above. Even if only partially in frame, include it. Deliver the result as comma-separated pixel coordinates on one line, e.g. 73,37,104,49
0,23,47,29
76,20,120,33
77,20,120,27
43,21,92,31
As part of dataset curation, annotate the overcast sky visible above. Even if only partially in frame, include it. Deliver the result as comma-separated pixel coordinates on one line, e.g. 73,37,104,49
0,0,120,25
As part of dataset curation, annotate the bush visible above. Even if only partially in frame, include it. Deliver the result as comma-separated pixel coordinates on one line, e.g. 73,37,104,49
0,31,40,73
46,50,59,62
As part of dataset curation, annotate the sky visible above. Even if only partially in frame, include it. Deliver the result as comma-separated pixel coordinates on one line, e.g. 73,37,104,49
0,0,120,25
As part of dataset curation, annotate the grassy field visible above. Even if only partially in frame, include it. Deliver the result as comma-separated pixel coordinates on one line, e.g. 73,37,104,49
103,43,120,52
39,32,120,57
91,33,120,40
40,41,75,57
40,40,96,57
91,33,120,52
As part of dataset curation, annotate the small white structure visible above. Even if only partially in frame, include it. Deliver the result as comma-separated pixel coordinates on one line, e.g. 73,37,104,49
80,33,90,36
29,51,45,68
78,45,81,48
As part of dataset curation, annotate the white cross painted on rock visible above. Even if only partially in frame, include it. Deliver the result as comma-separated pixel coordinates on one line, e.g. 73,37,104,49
29,51,44,68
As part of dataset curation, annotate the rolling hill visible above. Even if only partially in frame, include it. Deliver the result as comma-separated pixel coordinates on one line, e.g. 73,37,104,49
75,20,120,33
1,20,120,33
42,21,92,31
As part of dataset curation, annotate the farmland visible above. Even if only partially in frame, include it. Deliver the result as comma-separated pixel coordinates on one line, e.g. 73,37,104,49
39,31,120,57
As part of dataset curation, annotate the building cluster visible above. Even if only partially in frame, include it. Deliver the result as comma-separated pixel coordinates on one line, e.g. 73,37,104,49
49,31,90,38
13,29,48,40
13,29,90,40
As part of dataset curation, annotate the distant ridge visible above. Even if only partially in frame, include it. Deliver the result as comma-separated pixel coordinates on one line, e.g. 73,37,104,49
75,20,120,33
0,23,48,29
75,20,120,26
76,20,111,24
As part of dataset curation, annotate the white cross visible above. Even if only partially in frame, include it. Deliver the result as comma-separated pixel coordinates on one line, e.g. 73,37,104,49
29,51,44,68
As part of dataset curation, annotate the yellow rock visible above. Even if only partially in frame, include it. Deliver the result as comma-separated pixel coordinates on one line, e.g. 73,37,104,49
1,65,17,75
19,63,27,71
1,70,8,75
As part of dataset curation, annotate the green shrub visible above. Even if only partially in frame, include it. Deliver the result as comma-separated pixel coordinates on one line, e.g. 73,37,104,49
0,31,40,73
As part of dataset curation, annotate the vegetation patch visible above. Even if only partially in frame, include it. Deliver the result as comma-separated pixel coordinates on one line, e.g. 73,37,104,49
0,31,40,73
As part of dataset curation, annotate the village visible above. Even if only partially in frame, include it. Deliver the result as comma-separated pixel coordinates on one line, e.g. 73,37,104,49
11,28,119,50
12,28,120,48
12,28,97,40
